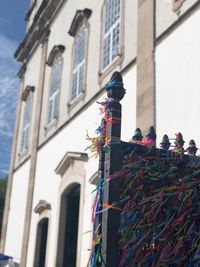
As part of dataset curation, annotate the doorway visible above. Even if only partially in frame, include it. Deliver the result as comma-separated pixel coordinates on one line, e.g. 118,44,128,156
34,218,49,267
57,184,80,267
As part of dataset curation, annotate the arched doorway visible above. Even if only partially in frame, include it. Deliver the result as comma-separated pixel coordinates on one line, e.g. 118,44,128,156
34,218,49,267
57,184,80,267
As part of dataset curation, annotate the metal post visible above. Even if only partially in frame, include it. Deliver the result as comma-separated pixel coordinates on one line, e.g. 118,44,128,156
101,72,125,266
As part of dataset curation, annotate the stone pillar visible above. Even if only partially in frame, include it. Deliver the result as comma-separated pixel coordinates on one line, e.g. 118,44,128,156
20,29,49,267
137,0,156,131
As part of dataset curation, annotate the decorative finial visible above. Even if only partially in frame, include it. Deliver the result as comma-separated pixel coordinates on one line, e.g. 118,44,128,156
160,134,171,150
104,71,126,101
173,132,185,153
186,139,198,156
130,128,143,143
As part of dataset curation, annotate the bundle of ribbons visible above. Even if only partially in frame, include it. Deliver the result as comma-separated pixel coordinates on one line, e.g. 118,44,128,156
116,150,200,267
87,94,200,266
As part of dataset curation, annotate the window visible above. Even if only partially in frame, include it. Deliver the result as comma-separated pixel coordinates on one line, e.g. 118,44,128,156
55,151,88,267
102,0,121,70
71,25,87,102
21,94,31,151
57,185,80,267
48,55,62,124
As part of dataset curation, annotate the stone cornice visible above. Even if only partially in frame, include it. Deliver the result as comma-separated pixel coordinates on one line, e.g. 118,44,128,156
17,64,27,78
22,85,35,101
15,0,66,63
34,200,51,214
55,151,88,176
68,8,92,37
25,1,37,21
46,45,65,66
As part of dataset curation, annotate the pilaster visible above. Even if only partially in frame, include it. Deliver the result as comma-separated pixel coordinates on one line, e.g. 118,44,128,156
20,32,49,267
136,0,156,131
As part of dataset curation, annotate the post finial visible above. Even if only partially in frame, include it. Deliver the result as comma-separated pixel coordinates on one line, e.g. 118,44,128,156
104,71,126,101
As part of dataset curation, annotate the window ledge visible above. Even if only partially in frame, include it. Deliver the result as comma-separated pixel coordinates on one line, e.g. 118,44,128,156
67,90,86,112
98,53,124,83
18,148,28,161
44,118,58,135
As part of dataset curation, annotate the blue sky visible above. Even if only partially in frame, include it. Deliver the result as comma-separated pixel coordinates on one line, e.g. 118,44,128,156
0,0,29,177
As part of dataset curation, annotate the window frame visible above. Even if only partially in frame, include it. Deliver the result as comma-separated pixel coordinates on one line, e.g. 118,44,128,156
99,0,124,79
19,86,34,156
33,217,49,267
68,20,89,107
33,205,51,267
46,53,63,128
56,184,81,266
55,151,88,267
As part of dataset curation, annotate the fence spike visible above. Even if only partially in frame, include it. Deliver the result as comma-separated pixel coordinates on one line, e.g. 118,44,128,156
146,126,156,141
173,132,185,153
186,139,198,156
160,134,171,150
130,128,143,143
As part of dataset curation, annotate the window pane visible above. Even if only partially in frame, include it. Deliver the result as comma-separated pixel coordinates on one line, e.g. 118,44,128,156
24,126,29,149
21,95,31,150
53,92,58,119
71,72,78,101
48,56,62,123
48,99,53,124
21,130,26,150
50,58,62,95
71,26,87,101
112,23,120,60
102,0,120,69
103,34,110,69
78,64,84,94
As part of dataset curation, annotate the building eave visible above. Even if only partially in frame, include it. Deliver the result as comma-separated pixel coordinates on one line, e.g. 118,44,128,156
14,0,67,63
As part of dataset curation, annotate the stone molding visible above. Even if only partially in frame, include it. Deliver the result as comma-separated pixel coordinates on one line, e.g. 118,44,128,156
14,0,66,62
21,85,35,101
56,157,86,266
17,64,27,78
20,38,48,267
68,8,92,37
40,28,51,45
34,200,51,214
55,151,88,176
172,0,185,15
25,0,37,21
46,45,65,66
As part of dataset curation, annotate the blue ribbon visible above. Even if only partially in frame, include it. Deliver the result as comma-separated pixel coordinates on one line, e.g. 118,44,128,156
104,80,124,89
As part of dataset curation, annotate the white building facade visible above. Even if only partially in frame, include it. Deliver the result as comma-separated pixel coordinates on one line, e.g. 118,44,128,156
1,0,200,266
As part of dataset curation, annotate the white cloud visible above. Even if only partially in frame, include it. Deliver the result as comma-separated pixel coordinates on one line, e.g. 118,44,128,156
0,35,19,60
0,35,19,177
0,18,11,25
